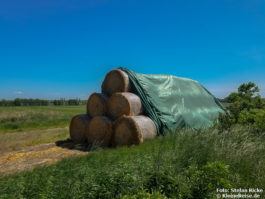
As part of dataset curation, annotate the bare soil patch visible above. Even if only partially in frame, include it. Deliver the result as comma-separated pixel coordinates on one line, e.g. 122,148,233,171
0,142,87,177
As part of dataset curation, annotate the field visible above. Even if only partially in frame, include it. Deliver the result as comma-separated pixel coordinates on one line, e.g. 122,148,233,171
0,105,87,177
0,126,265,198
0,105,86,133
0,105,265,198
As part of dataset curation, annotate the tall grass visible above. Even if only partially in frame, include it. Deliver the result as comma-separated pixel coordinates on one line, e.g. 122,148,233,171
0,126,264,198
0,105,86,133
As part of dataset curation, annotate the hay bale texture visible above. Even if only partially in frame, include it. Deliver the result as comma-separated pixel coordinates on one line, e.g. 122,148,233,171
107,92,143,120
69,114,91,143
86,116,113,147
113,115,157,146
87,92,108,117
101,69,130,96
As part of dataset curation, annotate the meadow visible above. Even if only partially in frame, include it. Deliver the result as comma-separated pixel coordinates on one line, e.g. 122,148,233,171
0,105,86,133
0,83,264,198
0,126,264,199
0,105,85,151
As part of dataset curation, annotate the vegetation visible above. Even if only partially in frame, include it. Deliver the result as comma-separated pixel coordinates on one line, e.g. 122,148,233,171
0,127,69,151
0,126,264,198
0,82,264,198
0,105,86,133
217,82,265,132
0,98,86,106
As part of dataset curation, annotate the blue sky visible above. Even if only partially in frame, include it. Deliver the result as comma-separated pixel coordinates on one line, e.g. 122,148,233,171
0,0,264,99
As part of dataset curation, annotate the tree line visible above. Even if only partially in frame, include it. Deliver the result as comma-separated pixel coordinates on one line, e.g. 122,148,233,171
0,98,87,106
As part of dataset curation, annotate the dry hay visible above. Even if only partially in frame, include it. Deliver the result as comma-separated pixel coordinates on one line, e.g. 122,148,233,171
113,115,157,146
69,114,91,143
86,92,108,117
86,116,113,147
107,92,143,120
101,69,131,96
0,143,86,176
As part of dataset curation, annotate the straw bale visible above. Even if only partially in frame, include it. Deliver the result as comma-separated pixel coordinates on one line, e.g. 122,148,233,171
87,92,108,117
107,92,143,120
101,69,130,96
69,114,91,143
86,116,113,147
113,115,157,146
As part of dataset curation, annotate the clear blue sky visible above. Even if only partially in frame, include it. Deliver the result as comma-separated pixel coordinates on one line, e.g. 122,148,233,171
0,0,264,99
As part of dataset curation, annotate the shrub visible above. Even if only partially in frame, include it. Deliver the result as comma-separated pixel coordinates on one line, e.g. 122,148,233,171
254,109,265,132
121,190,167,199
187,161,232,199
215,114,235,130
238,109,258,124
145,171,179,198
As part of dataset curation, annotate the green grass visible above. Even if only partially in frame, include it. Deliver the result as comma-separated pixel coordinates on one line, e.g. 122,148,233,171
0,105,86,133
0,126,264,199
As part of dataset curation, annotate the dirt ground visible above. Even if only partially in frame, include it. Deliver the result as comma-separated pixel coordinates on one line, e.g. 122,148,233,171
0,129,89,177
0,142,88,177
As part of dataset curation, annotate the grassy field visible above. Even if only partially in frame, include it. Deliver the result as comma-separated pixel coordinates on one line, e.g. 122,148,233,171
0,127,69,152
0,126,264,199
0,105,86,133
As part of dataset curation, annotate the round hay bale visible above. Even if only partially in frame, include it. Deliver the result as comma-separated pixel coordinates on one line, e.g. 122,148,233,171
87,92,108,117
86,116,113,147
107,92,143,120
113,115,157,146
69,114,91,143
101,69,131,96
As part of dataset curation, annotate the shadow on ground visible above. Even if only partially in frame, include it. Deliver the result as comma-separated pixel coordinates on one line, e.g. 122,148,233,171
55,139,101,152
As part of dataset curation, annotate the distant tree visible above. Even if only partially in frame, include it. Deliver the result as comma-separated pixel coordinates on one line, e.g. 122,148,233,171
14,98,22,106
224,92,240,103
40,100,49,106
53,99,64,106
68,99,79,105
238,82,259,98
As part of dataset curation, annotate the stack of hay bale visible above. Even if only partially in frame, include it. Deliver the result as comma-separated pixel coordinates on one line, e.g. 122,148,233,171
69,69,157,147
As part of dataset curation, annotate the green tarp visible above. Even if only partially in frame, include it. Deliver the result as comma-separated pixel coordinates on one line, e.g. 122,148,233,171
120,68,226,135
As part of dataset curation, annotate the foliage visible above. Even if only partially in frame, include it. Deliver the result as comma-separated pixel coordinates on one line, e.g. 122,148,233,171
0,126,264,198
121,191,167,199
219,82,265,131
145,171,179,198
253,109,265,132
0,98,86,106
237,82,259,97
186,161,232,199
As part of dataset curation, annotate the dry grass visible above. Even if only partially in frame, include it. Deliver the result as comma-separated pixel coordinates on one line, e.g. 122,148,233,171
0,127,69,153
0,143,87,177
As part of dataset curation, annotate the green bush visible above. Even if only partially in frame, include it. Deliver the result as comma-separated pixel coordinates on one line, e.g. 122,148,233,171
238,109,258,124
215,114,235,130
145,171,179,198
221,82,265,132
187,161,232,199
121,190,167,199
254,109,265,132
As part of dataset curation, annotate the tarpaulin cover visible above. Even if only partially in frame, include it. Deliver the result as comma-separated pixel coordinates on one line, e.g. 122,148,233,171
120,68,226,135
